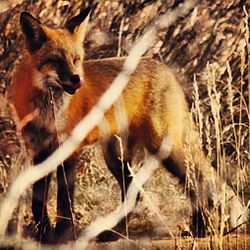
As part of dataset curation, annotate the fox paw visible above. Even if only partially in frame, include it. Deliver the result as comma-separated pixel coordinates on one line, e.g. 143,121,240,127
96,230,121,242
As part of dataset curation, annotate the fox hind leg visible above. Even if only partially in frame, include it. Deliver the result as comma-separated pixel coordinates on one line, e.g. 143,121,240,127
97,135,136,242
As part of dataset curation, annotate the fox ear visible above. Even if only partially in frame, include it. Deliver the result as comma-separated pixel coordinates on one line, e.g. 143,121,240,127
65,7,91,40
20,12,47,53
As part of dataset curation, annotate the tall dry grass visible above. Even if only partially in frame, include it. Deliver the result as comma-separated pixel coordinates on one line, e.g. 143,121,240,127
184,8,249,248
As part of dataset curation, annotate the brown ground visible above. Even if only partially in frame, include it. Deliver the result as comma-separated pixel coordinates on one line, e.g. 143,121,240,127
92,234,250,250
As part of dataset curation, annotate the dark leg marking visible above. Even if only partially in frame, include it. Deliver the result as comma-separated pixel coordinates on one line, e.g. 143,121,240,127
162,155,207,237
97,136,135,242
55,157,76,242
32,146,54,243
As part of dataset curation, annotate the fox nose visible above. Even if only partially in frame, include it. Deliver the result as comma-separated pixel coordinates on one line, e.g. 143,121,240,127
70,74,83,86
70,74,80,84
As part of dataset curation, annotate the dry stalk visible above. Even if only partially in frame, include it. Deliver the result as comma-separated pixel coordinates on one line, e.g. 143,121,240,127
117,17,124,57
192,74,204,147
115,135,130,246
206,63,222,175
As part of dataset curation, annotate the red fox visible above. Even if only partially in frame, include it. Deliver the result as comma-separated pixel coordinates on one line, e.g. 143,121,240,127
11,7,247,243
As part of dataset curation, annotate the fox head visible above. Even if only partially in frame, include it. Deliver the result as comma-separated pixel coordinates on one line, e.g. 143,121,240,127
20,7,91,95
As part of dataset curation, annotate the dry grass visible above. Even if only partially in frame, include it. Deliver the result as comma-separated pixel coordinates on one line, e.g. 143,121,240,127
186,11,249,247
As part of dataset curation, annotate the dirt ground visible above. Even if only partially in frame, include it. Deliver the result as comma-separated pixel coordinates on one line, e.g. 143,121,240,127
90,234,250,250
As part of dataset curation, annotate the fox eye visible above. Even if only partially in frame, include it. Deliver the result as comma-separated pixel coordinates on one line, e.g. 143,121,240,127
49,58,65,67
73,55,80,65
38,57,65,70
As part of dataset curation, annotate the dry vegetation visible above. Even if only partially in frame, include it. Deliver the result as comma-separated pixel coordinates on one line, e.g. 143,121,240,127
0,0,249,249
